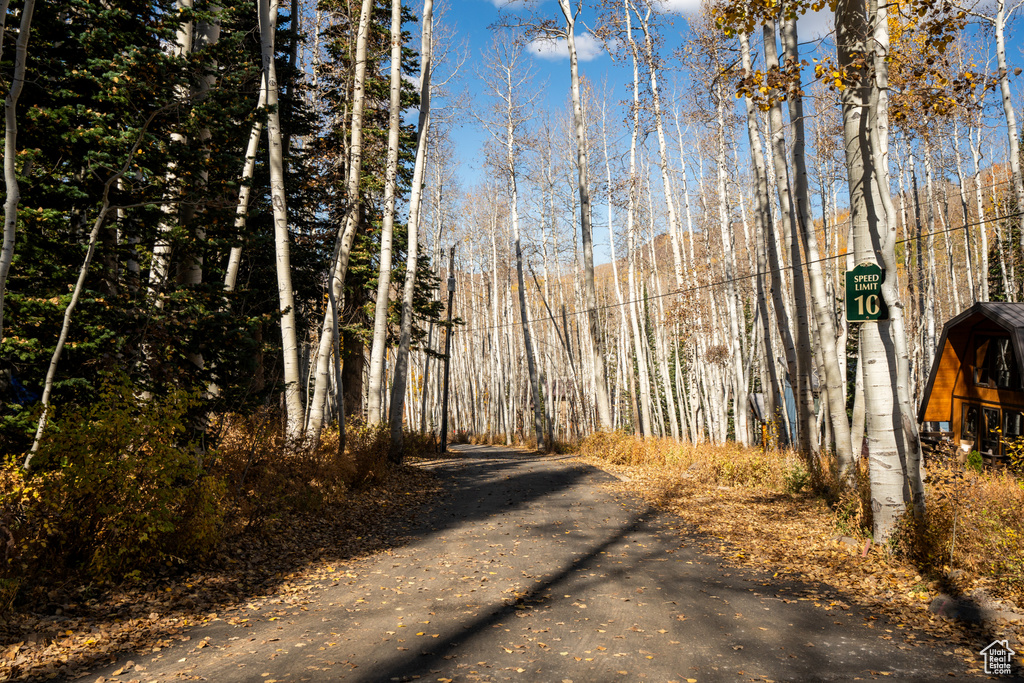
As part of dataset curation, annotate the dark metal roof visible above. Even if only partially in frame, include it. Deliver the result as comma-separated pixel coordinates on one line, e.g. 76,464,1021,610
945,302,1024,331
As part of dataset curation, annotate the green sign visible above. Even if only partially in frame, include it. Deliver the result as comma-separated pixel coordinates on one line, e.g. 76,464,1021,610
846,263,888,322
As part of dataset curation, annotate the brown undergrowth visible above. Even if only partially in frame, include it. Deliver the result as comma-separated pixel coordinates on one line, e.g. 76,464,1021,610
0,407,444,681
575,431,1024,671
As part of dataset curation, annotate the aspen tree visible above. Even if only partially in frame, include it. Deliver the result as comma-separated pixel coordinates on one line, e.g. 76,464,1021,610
368,0,405,426
781,12,854,473
958,0,1024,264
622,0,655,436
762,18,814,455
836,0,923,538
306,0,374,444
0,0,35,342
387,0,436,451
258,0,304,443
479,34,545,449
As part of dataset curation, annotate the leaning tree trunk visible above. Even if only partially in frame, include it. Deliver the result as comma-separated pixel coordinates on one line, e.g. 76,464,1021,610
223,85,268,292
0,0,36,342
24,112,160,467
306,0,374,445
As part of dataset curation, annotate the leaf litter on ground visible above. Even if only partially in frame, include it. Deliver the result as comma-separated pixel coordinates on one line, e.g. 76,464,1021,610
0,464,443,681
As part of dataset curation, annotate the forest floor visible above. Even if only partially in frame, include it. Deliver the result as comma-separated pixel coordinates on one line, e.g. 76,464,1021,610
0,464,445,681
3,444,1015,681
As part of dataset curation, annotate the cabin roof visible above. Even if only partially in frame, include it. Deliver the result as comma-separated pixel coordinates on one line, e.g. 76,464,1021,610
918,302,1024,423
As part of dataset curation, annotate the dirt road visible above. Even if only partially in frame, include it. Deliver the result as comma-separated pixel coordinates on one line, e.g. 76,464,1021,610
82,445,998,682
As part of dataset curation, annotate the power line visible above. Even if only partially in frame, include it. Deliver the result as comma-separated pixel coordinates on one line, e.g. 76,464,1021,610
460,208,1024,333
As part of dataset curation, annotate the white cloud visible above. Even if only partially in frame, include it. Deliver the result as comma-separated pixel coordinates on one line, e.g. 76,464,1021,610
655,0,703,15
528,32,606,62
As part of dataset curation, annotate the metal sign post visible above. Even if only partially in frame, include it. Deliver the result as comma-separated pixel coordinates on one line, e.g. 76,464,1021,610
846,263,888,322
439,246,455,454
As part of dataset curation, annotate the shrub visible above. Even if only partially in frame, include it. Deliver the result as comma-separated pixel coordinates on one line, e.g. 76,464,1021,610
344,422,390,485
401,429,440,458
966,449,984,473
1,379,224,590
783,462,811,493
892,464,1024,598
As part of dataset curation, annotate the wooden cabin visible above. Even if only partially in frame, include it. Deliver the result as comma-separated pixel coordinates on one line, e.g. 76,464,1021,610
918,302,1024,460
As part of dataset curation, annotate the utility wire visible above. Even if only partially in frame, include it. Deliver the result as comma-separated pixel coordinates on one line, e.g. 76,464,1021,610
460,208,1024,333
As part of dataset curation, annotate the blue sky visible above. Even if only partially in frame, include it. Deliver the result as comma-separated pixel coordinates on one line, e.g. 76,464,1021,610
429,0,842,264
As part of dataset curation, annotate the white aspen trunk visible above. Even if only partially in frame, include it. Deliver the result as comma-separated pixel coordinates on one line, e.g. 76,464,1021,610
969,121,990,301
387,0,434,451
0,0,36,342
782,13,853,474
306,0,375,443
367,0,404,426
838,0,922,539
991,0,1024,259
763,20,814,453
740,33,788,440
650,263,680,439
28,205,112,463
259,0,303,443
629,0,684,289
148,0,193,301
508,117,544,449
25,114,157,466
601,97,639,435
713,78,748,445
952,119,976,303
557,0,612,430
223,86,268,292
921,141,939,355
623,2,654,436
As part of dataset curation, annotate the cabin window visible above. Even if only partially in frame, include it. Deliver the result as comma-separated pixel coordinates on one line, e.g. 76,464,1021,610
981,407,1001,455
974,335,1020,389
1006,410,1024,439
962,403,979,440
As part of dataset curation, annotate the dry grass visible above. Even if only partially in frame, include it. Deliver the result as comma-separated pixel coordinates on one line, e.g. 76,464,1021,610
579,430,810,491
895,462,1024,603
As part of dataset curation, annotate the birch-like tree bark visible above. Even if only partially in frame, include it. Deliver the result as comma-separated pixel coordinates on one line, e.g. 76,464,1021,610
555,0,613,430
0,0,36,342
257,0,303,443
781,13,853,474
763,19,814,454
837,0,922,539
306,0,374,444
368,0,405,426
388,0,435,456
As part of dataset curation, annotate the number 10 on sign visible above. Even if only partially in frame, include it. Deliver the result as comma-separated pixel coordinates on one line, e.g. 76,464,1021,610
846,263,888,322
